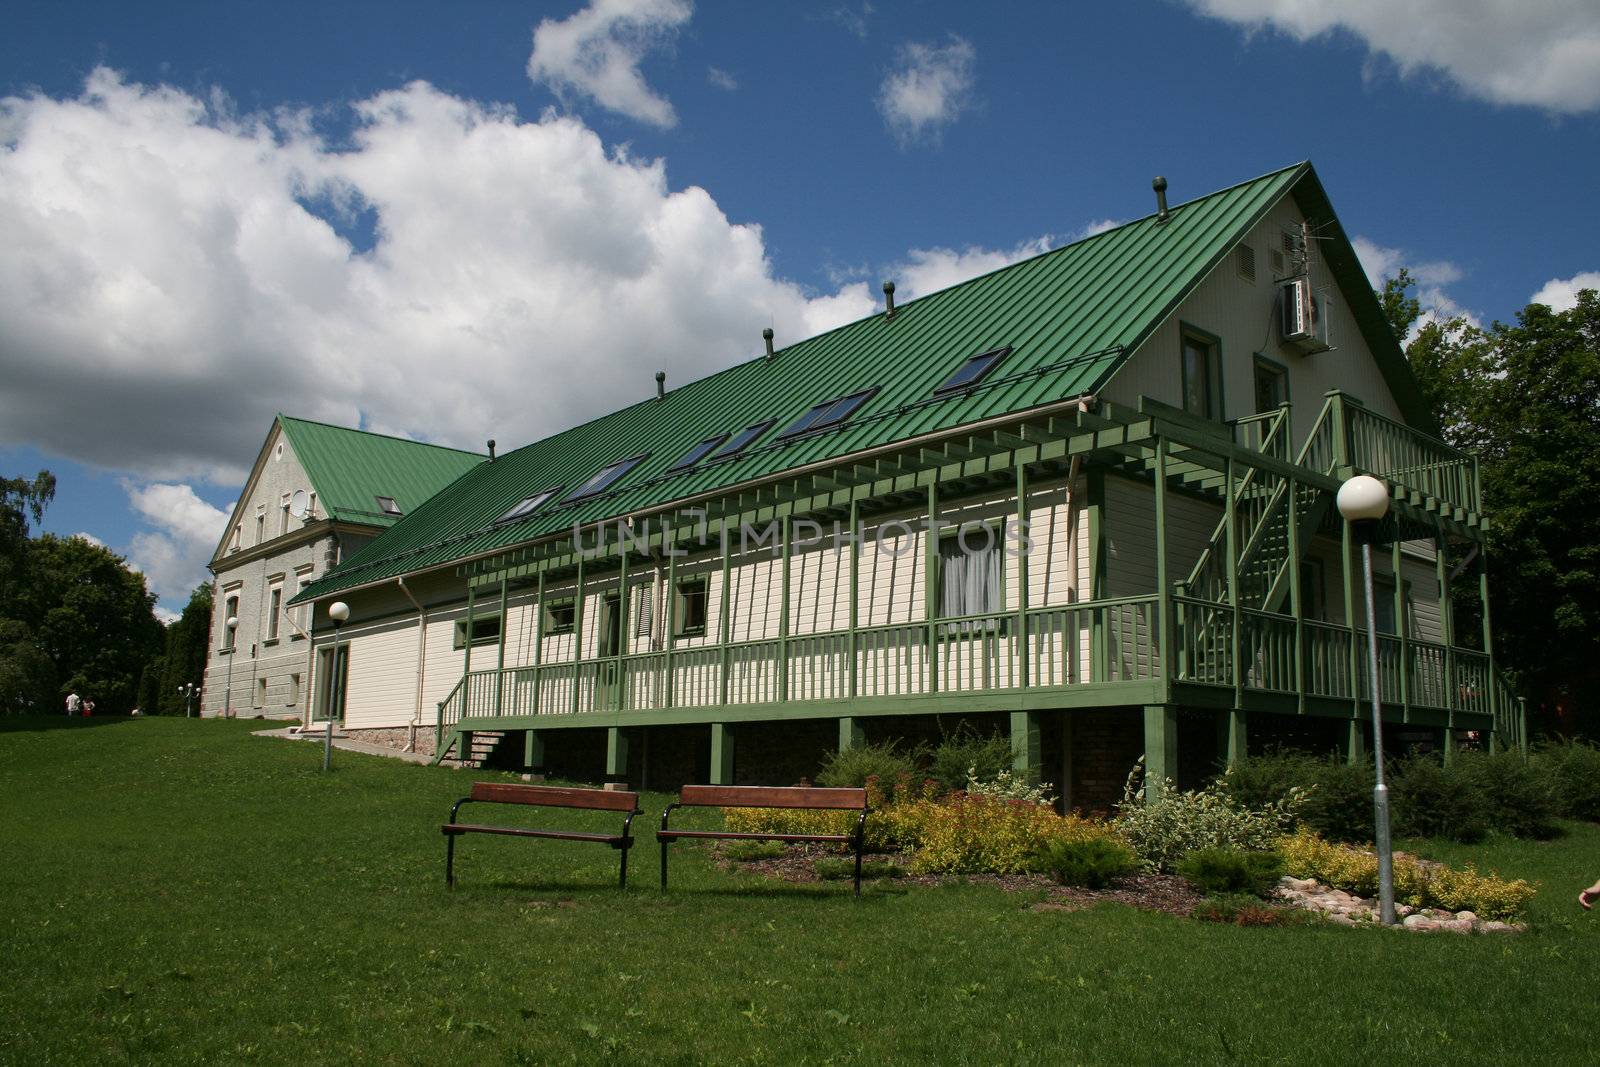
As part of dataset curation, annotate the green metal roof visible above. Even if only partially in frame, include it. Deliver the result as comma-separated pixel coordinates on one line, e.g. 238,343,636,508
278,416,485,527
297,161,1415,604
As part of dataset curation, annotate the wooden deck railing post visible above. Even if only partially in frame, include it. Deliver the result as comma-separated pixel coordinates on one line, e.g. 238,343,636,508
531,570,545,715
571,552,586,717
847,499,860,699
719,522,732,707
1225,455,1242,704
618,541,632,713
1393,537,1409,721
1287,475,1306,713
495,578,508,716
778,518,790,702
1154,438,1172,690
1014,461,1030,689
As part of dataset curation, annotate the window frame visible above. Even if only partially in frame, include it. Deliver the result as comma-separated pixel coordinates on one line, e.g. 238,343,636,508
452,613,502,650
543,597,577,636
673,575,709,638
561,454,648,504
495,487,563,526
1252,353,1290,414
707,420,775,463
222,593,240,650
1179,323,1225,421
933,346,1011,395
669,434,730,471
265,582,283,643
779,387,880,440
934,519,1007,631
375,495,402,517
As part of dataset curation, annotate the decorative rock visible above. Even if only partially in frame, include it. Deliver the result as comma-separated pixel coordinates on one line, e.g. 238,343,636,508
1454,910,1478,923
1441,919,1475,933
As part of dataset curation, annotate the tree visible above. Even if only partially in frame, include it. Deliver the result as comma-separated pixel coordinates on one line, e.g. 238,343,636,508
150,584,214,714
0,471,55,604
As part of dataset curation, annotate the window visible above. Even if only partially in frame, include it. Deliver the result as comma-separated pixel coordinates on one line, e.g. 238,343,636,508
280,496,291,535
670,434,729,471
231,524,241,551
781,388,878,438
256,678,267,709
937,525,1003,629
293,567,313,637
562,454,647,503
453,614,502,650
674,576,708,637
222,595,240,649
375,495,402,517
308,492,317,518
934,346,1010,395
266,585,282,642
633,582,654,638
315,644,348,722
1253,357,1288,413
496,488,562,525
544,598,576,635
1180,329,1221,420
255,512,265,544
708,420,774,462
288,673,301,708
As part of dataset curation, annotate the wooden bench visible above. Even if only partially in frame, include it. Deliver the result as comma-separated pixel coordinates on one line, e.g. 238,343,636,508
442,783,641,889
656,785,871,894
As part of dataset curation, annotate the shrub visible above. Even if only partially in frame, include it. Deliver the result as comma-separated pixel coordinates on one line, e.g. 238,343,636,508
966,767,1055,806
1220,753,1374,843
928,725,1014,793
1192,894,1319,927
910,794,1118,875
1533,738,1600,822
1454,750,1560,839
814,857,903,881
1037,836,1139,888
816,740,919,790
723,840,787,862
1278,828,1536,921
1116,773,1297,873
1390,754,1492,843
1176,848,1284,897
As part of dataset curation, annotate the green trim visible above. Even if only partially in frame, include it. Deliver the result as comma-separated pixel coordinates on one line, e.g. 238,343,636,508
711,722,734,785
673,574,709,638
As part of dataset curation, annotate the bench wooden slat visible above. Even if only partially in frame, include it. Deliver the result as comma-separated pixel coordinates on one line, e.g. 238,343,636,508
678,785,867,810
469,782,639,811
658,830,853,843
442,824,626,844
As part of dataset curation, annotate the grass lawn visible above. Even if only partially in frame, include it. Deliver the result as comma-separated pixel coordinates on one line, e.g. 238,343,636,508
3,716,1598,1065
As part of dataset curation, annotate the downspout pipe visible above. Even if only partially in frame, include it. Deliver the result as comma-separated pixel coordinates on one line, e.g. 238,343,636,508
398,575,427,752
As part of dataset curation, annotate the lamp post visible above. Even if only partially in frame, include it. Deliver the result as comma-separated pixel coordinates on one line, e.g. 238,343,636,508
223,615,239,719
1337,474,1396,925
325,601,350,772
177,682,199,719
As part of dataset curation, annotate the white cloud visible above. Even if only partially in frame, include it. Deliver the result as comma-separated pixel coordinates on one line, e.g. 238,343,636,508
1352,235,1479,336
0,69,878,486
877,36,976,146
527,0,693,127
1072,218,1121,241
1184,0,1600,113
894,236,1054,301
1530,271,1600,312
822,3,874,39
122,481,230,605
706,67,737,91
71,531,104,548
153,605,181,625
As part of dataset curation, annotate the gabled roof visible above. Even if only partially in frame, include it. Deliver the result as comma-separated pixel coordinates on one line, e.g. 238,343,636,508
277,416,485,527
296,161,1421,604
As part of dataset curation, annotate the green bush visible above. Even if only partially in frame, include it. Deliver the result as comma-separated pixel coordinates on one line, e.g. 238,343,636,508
723,840,787,862
1455,749,1560,839
816,740,919,789
927,725,1013,793
814,857,903,881
1532,738,1600,822
1117,770,1297,873
1192,894,1319,927
1175,848,1284,897
1220,752,1374,843
1037,836,1139,889
1390,754,1492,843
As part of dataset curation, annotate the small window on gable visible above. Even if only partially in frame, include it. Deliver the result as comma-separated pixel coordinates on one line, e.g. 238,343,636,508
496,488,561,525
708,420,774,462
562,454,647,503
781,388,878,439
544,598,576,635
934,346,1010,395
674,576,708,637
453,614,501,650
375,495,402,516
670,434,729,471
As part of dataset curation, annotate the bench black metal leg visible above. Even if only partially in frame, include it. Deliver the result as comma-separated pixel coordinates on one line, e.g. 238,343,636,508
619,843,629,889
446,832,457,888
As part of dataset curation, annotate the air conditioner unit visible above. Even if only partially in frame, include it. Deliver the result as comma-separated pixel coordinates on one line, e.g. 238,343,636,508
1279,277,1330,353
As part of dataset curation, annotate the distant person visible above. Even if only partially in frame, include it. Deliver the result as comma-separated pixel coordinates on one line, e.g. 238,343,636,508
83,699,95,717
1582,880,1600,910
65,691,80,717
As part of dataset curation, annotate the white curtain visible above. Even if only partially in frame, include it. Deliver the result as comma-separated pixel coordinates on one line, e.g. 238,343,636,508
939,534,1001,630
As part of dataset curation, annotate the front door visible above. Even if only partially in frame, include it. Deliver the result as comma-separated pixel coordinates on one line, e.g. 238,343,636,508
315,645,348,722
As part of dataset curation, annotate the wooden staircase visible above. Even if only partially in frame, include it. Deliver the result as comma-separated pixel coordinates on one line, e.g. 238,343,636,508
434,729,507,768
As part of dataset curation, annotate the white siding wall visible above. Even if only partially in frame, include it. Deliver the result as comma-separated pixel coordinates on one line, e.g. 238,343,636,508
1103,473,1218,596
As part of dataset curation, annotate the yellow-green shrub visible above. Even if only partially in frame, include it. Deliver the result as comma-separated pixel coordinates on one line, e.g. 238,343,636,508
908,794,1120,875
1279,828,1536,921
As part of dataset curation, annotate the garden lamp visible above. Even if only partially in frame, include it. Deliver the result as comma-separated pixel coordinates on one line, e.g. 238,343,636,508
223,615,239,719
325,601,350,772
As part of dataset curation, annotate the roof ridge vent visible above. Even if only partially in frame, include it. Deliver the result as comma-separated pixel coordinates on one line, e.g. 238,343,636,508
883,280,896,319
1153,176,1169,223
487,439,496,461
655,370,666,402
762,327,775,359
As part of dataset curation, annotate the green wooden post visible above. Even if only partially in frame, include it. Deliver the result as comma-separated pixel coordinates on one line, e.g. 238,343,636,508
665,520,678,710
571,553,586,717
524,729,545,771
459,729,473,765
711,722,734,785
617,541,631,714
1015,461,1030,688
495,578,508,716
1010,710,1041,782
531,570,545,714
463,583,476,686
719,522,732,707
925,482,940,693
1478,547,1500,746
847,498,860,699
1154,439,1172,693
778,519,790,703
1345,720,1366,767
1287,476,1306,713
1340,520,1360,720
839,715,865,752
1086,467,1106,682
1393,537,1409,722
605,725,629,782
1224,456,1242,705
1143,705,1177,801
1225,710,1247,768
1435,530,1454,733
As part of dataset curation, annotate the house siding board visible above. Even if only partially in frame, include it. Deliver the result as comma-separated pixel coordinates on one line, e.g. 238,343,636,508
297,165,1314,605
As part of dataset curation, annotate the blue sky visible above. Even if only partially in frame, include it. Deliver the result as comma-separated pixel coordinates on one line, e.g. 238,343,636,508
3,0,1597,618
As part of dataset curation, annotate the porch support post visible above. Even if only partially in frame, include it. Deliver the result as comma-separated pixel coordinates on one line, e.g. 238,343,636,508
531,570,545,714
1225,709,1247,768
1287,476,1306,713
839,715,865,752
1086,467,1106,682
618,539,632,713
1010,710,1041,782
463,583,476,680
718,522,732,706
1345,719,1366,767
1393,537,1409,721
571,553,586,717
1477,545,1500,748
1059,714,1075,811
664,520,677,710
710,722,734,785
847,499,860,699
459,729,473,765
1441,726,1456,766
1014,461,1030,688
524,729,545,772
1224,456,1241,705
495,577,508,715
1143,704,1178,800
1340,518,1360,718
1154,439,1173,695
925,482,940,693
778,519,790,703
605,725,629,783
1435,530,1454,731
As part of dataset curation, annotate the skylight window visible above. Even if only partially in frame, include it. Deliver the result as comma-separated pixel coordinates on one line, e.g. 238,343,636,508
562,454,647,503
670,434,729,471
495,487,561,525
934,346,1011,394
375,496,403,516
780,388,878,439
707,420,774,462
